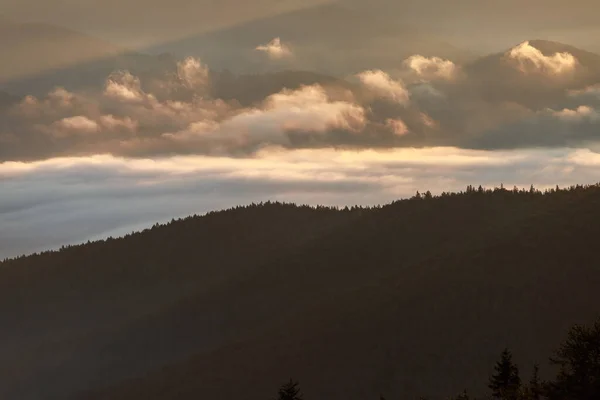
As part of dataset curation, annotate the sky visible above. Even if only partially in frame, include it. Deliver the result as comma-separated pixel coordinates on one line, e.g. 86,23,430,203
1,1,600,258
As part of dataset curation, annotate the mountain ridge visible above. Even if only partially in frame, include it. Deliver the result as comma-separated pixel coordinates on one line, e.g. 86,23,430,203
3,185,600,399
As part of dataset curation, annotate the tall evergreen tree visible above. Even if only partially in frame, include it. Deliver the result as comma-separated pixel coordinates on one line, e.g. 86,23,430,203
545,319,600,400
275,379,303,400
526,364,542,400
489,348,522,400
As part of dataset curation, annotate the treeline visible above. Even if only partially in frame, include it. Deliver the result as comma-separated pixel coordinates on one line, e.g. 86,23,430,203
4,181,600,264
275,317,600,400
6,180,600,399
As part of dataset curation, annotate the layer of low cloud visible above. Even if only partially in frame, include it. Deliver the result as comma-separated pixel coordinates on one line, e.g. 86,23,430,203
2,46,600,162
468,101,600,149
3,46,600,258
3,146,600,259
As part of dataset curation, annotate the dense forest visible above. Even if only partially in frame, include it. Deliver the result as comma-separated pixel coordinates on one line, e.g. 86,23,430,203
2,184,600,399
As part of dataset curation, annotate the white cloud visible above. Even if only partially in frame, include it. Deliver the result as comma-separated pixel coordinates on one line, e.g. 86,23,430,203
385,118,409,136
420,113,439,129
176,57,209,91
48,87,76,106
255,37,293,59
258,85,365,132
11,87,84,118
164,85,365,145
404,55,458,80
357,70,410,105
98,115,139,132
52,116,100,136
104,71,150,103
507,41,578,75
567,84,600,106
2,146,599,259
552,106,599,122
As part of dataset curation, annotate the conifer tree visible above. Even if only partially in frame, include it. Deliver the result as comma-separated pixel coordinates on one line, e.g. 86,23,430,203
275,379,303,400
545,319,600,400
489,348,522,400
527,364,542,400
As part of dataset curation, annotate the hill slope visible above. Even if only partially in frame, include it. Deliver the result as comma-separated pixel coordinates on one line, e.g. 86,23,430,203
0,20,124,84
148,2,470,75
2,187,600,399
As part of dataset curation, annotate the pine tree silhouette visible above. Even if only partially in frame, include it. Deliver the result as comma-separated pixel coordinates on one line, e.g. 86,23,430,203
546,318,600,400
275,379,303,400
489,348,522,400
527,364,542,400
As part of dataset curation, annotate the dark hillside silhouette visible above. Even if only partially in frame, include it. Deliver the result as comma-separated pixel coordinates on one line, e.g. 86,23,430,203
2,185,600,399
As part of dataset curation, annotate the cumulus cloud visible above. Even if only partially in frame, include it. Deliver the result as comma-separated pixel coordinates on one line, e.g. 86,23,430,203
357,70,410,105
52,116,100,136
255,37,293,59
404,55,458,80
469,103,600,150
98,115,139,132
259,85,365,131
3,146,599,259
506,41,578,75
104,71,150,103
385,118,409,136
3,51,600,162
164,85,366,148
176,57,210,91
11,87,84,118
566,85,600,109
568,84,600,98
420,113,439,129
552,105,599,122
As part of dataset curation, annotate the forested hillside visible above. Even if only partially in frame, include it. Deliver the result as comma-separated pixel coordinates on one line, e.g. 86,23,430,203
2,185,600,399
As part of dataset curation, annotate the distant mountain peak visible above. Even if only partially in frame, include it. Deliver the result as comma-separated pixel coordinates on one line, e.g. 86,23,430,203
507,39,597,58
0,18,126,84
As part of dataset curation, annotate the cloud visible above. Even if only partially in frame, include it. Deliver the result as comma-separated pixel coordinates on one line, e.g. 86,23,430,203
4,51,600,162
420,113,439,129
569,84,600,98
566,85,600,108
104,71,150,103
506,41,578,75
385,118,409,136
357,70,410,105
176,57,210,90
3,146,600,259
51,116,100,136
11,88,84,118
255,37,293,59
163,84,366,148
469,103,600,149
98,115,139,132
552,105,599,122
404,55,458,80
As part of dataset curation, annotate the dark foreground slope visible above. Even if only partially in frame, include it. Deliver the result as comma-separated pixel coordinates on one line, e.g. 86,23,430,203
2,186,600,399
